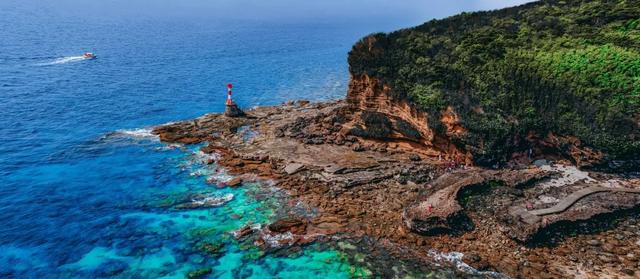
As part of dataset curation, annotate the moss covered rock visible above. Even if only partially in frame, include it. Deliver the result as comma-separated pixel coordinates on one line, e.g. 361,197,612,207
186,267,212,279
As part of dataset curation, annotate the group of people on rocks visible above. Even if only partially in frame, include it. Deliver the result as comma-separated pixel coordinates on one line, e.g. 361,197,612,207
437,154,467,172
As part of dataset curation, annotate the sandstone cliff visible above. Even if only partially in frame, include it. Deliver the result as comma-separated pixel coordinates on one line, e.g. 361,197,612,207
346,0,640,171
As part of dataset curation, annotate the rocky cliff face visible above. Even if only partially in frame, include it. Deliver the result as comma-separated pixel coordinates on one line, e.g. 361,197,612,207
346,73,471,163
346,0,640,170
345,69,617,169
346,73,432,144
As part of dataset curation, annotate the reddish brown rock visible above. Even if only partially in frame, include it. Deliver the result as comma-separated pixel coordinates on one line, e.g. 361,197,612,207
233,225,255,239
268,218,307,235
403,168,548,235
535,133,605,169
152,100,640,279
226,177,243,187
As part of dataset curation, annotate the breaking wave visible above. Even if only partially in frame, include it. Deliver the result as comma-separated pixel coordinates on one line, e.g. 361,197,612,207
190,193,234,207
115,128,157,139
100,128,160,143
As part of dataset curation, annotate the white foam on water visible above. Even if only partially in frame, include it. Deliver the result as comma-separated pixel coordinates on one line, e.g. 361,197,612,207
262,232,294,248
250,224,262,230
159,143,183,151
231,224,263,239
194,150,219,164
37,56,87,66
206,172,234,184
428,250,508,278
191,193,234,207
115,128,159,140
187,151,222,177
189,170,206,177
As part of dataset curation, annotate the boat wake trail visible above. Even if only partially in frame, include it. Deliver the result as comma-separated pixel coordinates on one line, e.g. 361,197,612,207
37,56,87,66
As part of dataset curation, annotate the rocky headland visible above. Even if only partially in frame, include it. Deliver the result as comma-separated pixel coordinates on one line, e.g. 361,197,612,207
153,97,639,278
153,1,640,278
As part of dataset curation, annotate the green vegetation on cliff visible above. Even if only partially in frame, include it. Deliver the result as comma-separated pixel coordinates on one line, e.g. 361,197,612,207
349,0,640,165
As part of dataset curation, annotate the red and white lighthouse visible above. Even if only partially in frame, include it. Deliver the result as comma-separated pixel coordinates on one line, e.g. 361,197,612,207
226,83,234,106
224,83,245,117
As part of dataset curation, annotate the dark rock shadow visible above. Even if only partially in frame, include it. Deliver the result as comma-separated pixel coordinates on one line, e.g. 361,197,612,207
412,212,476,237
524,205,640,248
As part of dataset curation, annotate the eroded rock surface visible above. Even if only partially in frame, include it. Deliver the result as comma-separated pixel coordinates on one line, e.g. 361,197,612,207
501,166,640,243
403,168,550,235
153,100,640,278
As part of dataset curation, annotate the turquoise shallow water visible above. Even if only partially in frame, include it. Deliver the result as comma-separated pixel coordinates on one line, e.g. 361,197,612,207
0,4,372,276
1,127,369,278
0,1,500,278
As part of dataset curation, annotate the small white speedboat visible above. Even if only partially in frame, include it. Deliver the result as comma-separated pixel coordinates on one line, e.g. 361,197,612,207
83,52,96,59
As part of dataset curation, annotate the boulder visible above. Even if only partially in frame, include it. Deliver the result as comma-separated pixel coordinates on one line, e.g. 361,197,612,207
226,177,243,187
268,218,307,234
284,163,305,175
187,268,212,279
95,260,128,277
404,168,548,235
233,225,256,239
197,241,224,255
225,104,245,117
403,171,486,235
533,159,549,167
352,143,365,152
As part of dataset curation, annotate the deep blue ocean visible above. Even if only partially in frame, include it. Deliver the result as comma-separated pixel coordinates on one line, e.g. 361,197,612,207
0,1,492,278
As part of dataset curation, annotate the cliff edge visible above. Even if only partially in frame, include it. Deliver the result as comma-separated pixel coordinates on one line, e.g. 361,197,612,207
347,0,640,170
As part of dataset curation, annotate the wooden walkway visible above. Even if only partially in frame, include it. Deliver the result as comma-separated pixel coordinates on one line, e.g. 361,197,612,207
510,186,640,225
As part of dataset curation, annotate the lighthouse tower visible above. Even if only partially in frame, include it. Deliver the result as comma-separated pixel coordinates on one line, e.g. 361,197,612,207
224,83,245,117
226,83,234,106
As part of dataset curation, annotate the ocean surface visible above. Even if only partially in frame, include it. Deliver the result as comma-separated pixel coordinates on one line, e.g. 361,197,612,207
0,2,487,278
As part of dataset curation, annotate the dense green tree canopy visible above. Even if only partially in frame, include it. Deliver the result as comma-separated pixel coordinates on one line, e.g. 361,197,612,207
349,0,640,165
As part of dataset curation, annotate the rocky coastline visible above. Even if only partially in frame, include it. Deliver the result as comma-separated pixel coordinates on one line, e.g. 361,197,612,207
153,97,640,278
150,1,640,277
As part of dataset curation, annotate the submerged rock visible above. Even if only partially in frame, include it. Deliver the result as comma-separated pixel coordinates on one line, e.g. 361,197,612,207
197,241,225,256
175,193,234,210
94,260,128,277
153,98,640,278
187,268,212,279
